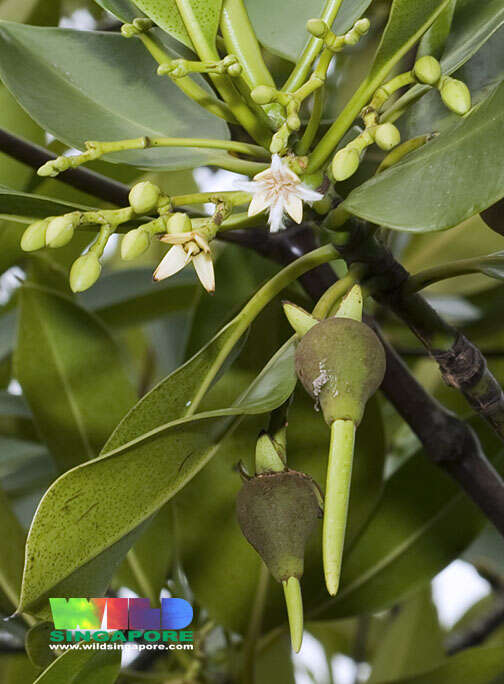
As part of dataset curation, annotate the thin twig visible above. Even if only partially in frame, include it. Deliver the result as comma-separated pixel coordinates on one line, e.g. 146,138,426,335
445,594,504,655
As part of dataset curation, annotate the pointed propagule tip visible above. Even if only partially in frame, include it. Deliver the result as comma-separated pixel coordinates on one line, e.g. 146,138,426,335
255,432,285,474
282,300,318,337
283,576,304,653
324,570,340,597
333,283,363,322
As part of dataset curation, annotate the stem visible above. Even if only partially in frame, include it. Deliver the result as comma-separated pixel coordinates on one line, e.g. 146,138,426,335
283,0,344,92
171,191,251,207
220,0,276,89
297,87,325,155
206,156,268,175
405,257,487,294
175,0,271,147
186,244,339,416
283,576,303,652
138,33,236,123
0,128,130,206
242,562,269,684
324,419,355,596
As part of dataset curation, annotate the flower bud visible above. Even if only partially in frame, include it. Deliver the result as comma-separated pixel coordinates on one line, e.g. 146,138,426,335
332,148,360,181
440,77,471,116
374,123,401,151
167,212,192,234
306,18,327,37
121,228,151,261
46,213,79,248
354,18,370,35
413,55,441,85
250,85,277,105
129,181,161,214
69,253,101,293
287,113,301,131
21,219,49,252
227,62,242,77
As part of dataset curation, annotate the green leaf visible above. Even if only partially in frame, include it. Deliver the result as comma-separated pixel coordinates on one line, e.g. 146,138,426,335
94,0,139,22
0,487,26,610
368,587,445,681
376,647,504,684
473,252,504,280
416,0,456,59
25,622,55,670
312,420,502,620
14,283,137,472
0,391,36,442
0,23,229,170
244,0,372,62
18,342,296,616
32,649,121,684
131,0,192,50
344,81,504,232
0,186,89,220
0,654,39,683
255,633,295,684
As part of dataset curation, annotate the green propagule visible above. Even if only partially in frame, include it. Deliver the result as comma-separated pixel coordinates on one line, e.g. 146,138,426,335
18,0,474,656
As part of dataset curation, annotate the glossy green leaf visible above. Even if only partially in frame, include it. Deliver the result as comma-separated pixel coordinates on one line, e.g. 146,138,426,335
25,622,55,670
0,391,35,441
0,186,88,220
255,633,295,684
33,650,121,684
368,587,444,681
131,0,191,50
312,420,502,620
0,654,39,683
378,647,504,684
18,342,296,616
244,0,372,62
344,81,504,232
94,0,138,22
0,487,25,610
0,23,229,170
417,0,455,59
15,283,137,472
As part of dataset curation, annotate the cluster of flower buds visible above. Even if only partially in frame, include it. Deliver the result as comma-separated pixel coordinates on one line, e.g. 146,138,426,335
332,54,471,182
251,16,370,155
414,55,471,115
19,179,217,293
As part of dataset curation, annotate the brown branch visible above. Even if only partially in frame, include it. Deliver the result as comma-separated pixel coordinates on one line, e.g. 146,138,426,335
336,222,504,444
228,224,504,538
0,128,130,206
445,593,504,655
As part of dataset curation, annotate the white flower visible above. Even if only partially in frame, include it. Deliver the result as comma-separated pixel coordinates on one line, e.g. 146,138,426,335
154,233,215,293
236,154,323,232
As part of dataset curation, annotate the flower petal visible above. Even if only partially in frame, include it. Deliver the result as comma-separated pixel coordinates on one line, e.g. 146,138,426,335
248,190,270,217
234,179,261,193
296,184,324,203
153,244,188,281
284,194,303,224
193,251,215,293
268,198,285,232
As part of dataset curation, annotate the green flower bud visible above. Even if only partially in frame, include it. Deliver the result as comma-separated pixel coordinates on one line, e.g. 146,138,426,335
46,213,79,248
121,228,151,261
354,18,370,35
129,181,161,215
374,123,401,151
332,148,360,181
227,62,242,77
287,113,301,131
440,77,471,116
413,55,441,85
69,253,101,293
306,18,327,37
167,212,192,234
21,219,49,252
302,171,324,191
250,85,277,105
